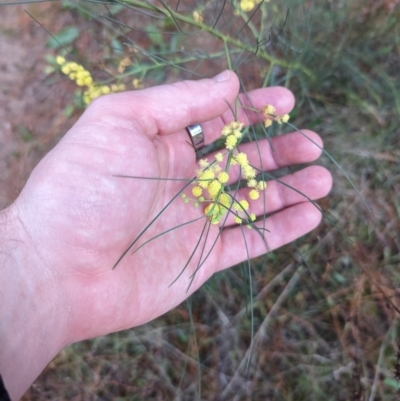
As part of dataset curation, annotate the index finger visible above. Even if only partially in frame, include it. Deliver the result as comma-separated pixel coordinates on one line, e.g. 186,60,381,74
79,71,294,146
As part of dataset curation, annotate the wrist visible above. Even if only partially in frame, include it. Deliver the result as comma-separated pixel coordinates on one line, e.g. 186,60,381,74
0,205,70,400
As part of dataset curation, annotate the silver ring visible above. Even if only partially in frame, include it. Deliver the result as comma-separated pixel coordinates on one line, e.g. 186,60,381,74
186,124,204,150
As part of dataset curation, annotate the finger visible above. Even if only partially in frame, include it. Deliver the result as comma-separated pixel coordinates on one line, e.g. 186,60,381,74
201,130,323,183
170,86,295,157
80,72,294,146
217,202,322,271
81,70,240,139
201,86,295,145
221,166,332,227
236,129,323,172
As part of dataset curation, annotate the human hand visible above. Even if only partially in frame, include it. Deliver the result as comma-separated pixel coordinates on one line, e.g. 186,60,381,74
0,71,331,399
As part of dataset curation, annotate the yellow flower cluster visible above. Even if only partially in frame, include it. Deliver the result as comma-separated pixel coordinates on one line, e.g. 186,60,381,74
221,121,244,150
132,78,144,89
184,121,268,227
262,104,290,128
118,57,131,73
231,152,267,201
239,0,269,12
55,55,125,105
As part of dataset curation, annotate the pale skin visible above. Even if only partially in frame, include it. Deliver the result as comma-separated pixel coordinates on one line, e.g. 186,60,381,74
0,71,332,400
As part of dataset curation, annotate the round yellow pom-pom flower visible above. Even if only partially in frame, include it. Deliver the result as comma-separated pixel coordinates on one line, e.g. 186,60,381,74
257,180,267,190
199,159,209,168
192,186,203,197
56,55,66,65
282,114,290,123
221,121,243,137
234,200,249,211
218,193,231,209
235,152,248,166
249,189,260,200
263,104,276,116
207,180,222,199
84,76,93,86
221,126,231,136
247,179,257,188
243,166,256,179
264,119,273,128
240,0,256,12
233,129,242,139
239,200,249,210
132,78,143,89
218,171,229,184
204,203,223,224
198,169,214,188
215,152,224,163
276,114,290,124
234,216,243,224
61,65,71,74
101,86,111,95
231,121,243,130
225,134,237,150
76,71,85,80
68,62,78,71
249,213,256,221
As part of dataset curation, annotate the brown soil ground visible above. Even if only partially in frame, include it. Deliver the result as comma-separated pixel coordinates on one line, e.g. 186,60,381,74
0,3,77,209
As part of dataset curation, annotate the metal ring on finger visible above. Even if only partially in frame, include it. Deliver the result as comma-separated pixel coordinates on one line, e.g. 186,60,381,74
186,124,204,151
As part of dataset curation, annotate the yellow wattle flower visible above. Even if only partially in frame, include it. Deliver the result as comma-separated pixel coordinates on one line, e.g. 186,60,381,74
204,203,223,224
235,152,248,166
257,181,267,190
264,119,272,128
235,216,243,224
243,166,256,179
198,169,215,188
56,55,66,65
207,180,222,199
219,193,231,209
199,159,209,168
192,186,203,197
183,118,266,225
225,134,237,150
215,153,224,162
218,172,229,184
249,189,260,200
247,179,257,188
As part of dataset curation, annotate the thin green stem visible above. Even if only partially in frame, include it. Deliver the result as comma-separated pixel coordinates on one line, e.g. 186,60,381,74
262,61,275,88
223,39,232,71
119,0,314,78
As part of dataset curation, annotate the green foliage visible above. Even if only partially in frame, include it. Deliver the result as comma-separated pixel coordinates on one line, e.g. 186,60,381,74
17,125,34,143
46,26,79,49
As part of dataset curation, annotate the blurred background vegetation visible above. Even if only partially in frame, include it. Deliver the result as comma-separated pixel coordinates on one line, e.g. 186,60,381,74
1,0,399,399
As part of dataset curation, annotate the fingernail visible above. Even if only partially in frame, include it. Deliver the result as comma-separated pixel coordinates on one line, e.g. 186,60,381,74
212,70,230,82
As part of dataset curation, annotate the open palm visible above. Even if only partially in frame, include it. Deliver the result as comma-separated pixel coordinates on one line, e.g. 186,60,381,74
14,72,331,344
